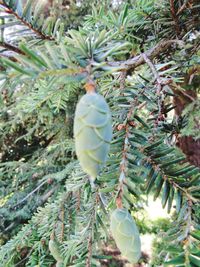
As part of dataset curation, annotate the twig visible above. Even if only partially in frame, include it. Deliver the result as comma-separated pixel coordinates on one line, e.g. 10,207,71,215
119,70,127,91
137,101,147,110
60,204,65,242
179,89,195,101
169,0,181,36
3,222,15,233
76,189,81,212
0,41,25,55
3,187,57,234
142,53,162,91
0,52,18,62
0,2,54,40
116,72,140,208
171,180,198,203
116,71,128,208
86,192,98,267
171,83,196,101
41,187,57,203
15,246,36,267
184,200,192,265
116,124,129,209
142,53,168,130
12,179,48,209
177,0,192,15
149,161,198,203
86,236,93,267
108,40,182,71
185,200,193,238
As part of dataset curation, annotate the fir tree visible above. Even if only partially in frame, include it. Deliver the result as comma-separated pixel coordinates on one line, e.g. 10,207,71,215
0,0,200,266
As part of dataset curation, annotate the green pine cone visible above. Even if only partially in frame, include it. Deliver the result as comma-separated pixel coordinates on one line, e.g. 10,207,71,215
110,208,141,264
74,92,112,180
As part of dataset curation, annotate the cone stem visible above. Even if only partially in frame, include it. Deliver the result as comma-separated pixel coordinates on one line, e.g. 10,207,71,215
84,79,96,94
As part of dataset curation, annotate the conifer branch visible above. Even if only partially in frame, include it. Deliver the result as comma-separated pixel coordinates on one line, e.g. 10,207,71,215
0,2,199,266
146,159,198,203
108,40,183,71
0,2,54,40
116,72,140,208
116,124,129,209
116,71,128,208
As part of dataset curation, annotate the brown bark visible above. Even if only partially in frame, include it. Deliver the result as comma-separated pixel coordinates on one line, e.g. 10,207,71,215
173,70,200,167
176,135,200,167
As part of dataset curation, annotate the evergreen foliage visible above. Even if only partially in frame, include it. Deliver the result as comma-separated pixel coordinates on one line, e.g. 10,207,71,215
0,0,199,266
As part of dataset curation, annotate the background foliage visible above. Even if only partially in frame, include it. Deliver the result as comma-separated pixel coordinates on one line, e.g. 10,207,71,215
0,0,200,266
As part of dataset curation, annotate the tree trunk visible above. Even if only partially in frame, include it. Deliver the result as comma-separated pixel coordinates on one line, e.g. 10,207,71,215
174,76,200,167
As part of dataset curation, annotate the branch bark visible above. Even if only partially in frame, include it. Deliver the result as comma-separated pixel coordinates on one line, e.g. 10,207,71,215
169,0,181,36
177,0,192,15
107,40,182,71
142,53,162,86
0,41,25,55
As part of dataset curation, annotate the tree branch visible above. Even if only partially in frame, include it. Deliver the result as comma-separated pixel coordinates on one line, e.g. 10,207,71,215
142,53,162,87
0,41,25,55
169,0,181,36
177,0,193,15
12,180,48,209
41,187,58,203
0,52,17,62
142,53,170,125
107,40,182,71
0,2,54,40
86,236,92,267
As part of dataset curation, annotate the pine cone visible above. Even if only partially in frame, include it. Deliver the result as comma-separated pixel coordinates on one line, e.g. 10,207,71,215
74,92,112,180
110,208,141,264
